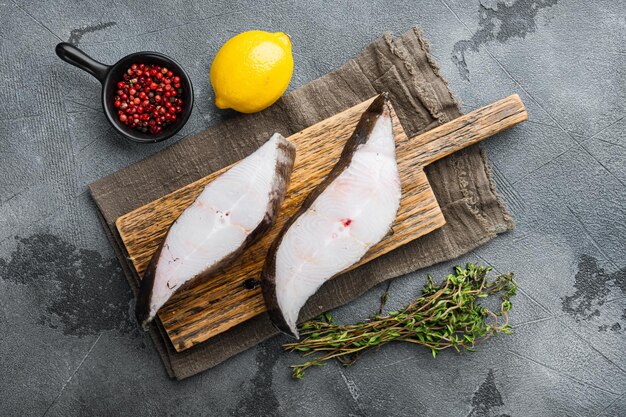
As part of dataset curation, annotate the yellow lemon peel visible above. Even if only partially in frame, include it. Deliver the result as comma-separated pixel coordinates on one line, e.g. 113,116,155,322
210,30,294,113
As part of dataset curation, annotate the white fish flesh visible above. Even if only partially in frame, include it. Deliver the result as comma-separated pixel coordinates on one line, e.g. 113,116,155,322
262,94,401,338
136,133,296,329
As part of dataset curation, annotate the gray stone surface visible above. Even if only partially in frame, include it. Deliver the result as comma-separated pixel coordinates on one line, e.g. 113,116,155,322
0,0,624,415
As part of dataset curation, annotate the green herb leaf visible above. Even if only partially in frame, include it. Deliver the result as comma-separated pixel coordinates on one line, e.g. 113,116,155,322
283,263,517,378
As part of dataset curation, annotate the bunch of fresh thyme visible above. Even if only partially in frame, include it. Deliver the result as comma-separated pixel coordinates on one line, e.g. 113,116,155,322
283,263,516,379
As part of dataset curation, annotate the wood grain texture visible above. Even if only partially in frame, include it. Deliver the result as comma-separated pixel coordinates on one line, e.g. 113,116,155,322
116,94,527,351
414,94,528,165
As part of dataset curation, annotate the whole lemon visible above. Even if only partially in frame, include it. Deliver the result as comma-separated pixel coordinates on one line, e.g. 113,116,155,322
210,30,294,113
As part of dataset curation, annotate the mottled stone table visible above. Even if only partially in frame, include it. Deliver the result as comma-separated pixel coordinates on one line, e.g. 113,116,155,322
1,1,624,416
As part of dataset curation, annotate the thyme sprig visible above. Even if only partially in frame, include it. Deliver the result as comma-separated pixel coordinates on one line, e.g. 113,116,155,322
283,263,517,379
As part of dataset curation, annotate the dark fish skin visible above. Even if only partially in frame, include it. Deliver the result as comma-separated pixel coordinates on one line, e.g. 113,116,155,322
261,93,391,337
136,138,296,330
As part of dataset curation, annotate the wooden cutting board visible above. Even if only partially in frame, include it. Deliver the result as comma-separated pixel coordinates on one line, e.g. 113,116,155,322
116,94,527,352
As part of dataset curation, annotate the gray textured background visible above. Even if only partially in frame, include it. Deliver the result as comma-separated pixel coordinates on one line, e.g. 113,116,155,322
1,0,625,416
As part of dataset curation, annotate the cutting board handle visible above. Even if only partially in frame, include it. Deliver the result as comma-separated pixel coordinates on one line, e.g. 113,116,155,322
413,94,528,166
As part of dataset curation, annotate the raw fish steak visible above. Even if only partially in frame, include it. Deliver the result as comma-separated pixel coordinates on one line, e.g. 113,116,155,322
136,133,296,329
262,94,401,338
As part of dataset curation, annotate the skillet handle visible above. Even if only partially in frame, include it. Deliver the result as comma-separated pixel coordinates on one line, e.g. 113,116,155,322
55,42,110,83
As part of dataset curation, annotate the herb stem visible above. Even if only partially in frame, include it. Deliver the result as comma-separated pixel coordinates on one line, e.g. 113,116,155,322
283,263,517,379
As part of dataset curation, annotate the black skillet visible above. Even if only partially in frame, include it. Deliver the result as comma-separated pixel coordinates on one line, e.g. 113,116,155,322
55,43,194,144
